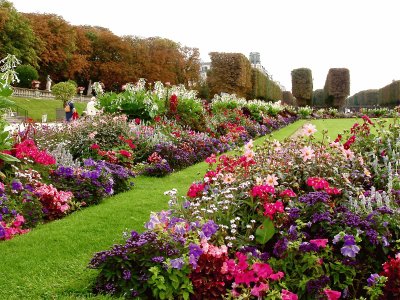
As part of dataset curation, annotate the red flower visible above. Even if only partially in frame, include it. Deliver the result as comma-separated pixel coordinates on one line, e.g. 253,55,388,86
187,183,205,198
154,115,161,122
135,118,141,125
119,150,132,158
90,144,100,150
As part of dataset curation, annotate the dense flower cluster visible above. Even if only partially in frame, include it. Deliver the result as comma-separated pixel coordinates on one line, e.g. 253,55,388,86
91,115,400,299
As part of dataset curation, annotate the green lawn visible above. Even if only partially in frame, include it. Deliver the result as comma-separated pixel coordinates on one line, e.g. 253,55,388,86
10,97,87,122
0,118,384,299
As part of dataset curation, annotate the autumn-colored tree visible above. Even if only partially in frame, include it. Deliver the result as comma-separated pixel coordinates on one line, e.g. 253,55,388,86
83,27,134,90
23,13,77,82
0,1,38,67
207,52,252,98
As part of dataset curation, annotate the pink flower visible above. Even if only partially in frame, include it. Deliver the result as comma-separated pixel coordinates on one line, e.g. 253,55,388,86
324,289,341,300
302,123,317,136
310,239,328,248
252,262,273,279
205,154,216,164
279,189,297,198
300,146,315,162
235,270,257,285
251,282,269,297
266,174,279,186
282,289,298,300
268,271,284,281
187,183,205,198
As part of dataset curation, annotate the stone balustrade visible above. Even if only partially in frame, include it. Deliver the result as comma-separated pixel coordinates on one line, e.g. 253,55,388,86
12,87,91,102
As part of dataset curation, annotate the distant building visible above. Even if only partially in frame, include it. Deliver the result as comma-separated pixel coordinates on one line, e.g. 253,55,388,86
200,62,211,82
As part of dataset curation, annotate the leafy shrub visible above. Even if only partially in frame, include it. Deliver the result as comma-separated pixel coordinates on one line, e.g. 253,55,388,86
15,65,38,88
51,81,77,106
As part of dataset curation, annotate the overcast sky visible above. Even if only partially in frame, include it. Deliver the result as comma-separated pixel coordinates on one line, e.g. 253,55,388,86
10,0,400,95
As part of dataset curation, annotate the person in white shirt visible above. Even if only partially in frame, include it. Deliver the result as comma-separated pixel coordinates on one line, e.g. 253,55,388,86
85,97,99,116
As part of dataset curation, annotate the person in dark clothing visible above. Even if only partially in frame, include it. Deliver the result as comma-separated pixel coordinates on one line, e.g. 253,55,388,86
64,100,76,122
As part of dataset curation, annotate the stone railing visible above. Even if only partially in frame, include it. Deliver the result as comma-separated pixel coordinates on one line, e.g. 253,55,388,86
12,87,91,102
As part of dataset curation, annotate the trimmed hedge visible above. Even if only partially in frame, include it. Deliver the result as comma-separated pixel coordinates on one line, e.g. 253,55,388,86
347,89,379,107
250,68,282,101
282,91,295,106
324,68,350,108
379,80,400,107
207,52,252,98
291,68,313,106
312,89,326,107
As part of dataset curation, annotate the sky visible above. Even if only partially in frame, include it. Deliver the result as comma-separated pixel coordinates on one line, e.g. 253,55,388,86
10,0,400,95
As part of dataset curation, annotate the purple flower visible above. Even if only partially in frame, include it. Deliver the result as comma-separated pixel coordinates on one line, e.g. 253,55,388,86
0,224,5,239
151,256,165,263
201,220,219,239
299,242,319,253
367,273,380,286
11,180,23,192
189,243,203,258
299,191,330,206
341,244,360,257
343,234,356,246
273,237,288,257
183,200,190,209
122,269,131,280
170,257,184,269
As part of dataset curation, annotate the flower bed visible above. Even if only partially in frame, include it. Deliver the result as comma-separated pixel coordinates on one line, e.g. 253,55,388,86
90,116,400,299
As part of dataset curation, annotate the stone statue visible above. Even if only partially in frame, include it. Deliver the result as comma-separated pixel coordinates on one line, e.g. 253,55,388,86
87,79,92,96
46,75,52,91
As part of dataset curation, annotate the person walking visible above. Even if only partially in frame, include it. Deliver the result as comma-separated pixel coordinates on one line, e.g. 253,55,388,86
64,100,76,122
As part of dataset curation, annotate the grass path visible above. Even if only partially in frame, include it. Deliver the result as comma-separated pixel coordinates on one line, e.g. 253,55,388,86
0,121,306,299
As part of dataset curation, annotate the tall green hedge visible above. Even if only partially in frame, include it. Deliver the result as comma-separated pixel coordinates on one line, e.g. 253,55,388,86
291,68,313,106
347,89,379,107
324,68,350,109
282,91,295,105
312,89,327,107
379,80,400,107
250,68,282,101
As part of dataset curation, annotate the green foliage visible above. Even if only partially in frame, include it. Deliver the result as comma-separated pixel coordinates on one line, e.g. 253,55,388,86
175,97,205,131
67,79,78,88
324,68,350,109
51,81,77,105
148,264,193,300
0,1,39,67
98,81,166,121
255,218,275,244
251,68,282,101
379,80,400,107
291,68,313,106
15,64,38,88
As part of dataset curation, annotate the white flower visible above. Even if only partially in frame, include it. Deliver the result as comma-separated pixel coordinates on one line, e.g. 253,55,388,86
249,235,255,241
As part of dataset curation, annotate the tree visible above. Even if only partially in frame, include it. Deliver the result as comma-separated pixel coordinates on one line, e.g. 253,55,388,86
0,1,39,67
15,65,39,88
23,13,77,81
52,81,77,106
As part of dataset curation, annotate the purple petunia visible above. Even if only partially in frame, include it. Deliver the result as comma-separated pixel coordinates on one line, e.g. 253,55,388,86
367,273,380,286
201,220,219,239
11,180,23,192
170,257,184,269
